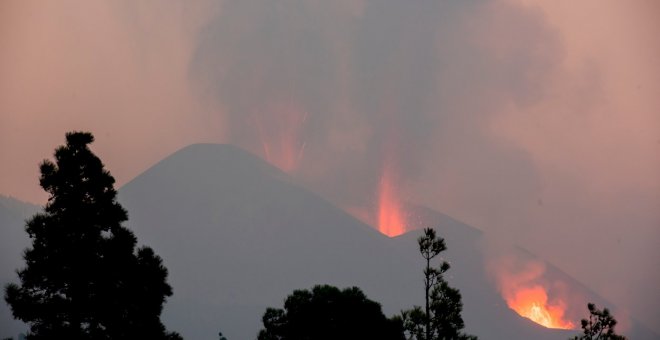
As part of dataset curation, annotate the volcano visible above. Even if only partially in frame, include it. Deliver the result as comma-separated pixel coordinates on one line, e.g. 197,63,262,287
114,144,654,339
1,144,656,339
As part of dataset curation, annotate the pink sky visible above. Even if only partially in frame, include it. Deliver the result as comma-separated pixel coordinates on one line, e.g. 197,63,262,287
1,0,658,332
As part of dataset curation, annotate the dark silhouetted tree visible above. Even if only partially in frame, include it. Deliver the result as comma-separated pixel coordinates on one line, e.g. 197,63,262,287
4,132,181,340
257,285,405,340
401,228,476,340
570,303,626,340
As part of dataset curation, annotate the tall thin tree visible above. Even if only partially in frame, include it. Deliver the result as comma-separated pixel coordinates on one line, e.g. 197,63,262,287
401,228,476,340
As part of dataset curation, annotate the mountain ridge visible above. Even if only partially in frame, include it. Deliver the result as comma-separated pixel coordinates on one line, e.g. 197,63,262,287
117,143,589,339
1,144,654,339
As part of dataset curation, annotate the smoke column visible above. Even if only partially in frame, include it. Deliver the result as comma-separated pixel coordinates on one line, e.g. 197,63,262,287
1,0,658,332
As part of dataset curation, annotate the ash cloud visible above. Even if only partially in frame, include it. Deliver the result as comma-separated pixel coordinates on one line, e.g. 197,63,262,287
190,0,554,221
190,0,659,330
1,0,658,333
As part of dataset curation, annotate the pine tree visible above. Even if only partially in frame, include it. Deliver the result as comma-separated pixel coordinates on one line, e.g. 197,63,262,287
4,132,181,340
401,228,476,340
570,303,626,340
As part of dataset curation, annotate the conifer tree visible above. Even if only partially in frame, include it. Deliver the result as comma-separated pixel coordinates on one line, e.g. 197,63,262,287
570,303,626,340
401,228,476,340
4,132,181,340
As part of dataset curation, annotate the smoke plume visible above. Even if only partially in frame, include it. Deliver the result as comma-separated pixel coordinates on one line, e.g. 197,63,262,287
1,0,658,332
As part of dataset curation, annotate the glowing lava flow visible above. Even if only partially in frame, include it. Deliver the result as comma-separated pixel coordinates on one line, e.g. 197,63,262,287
377,168,406,237
506,285,574,329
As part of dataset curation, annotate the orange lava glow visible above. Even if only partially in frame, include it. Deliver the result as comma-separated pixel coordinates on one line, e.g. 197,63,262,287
492,258,576,330
253,101,307,173
377,167,406,237
506,285,574,329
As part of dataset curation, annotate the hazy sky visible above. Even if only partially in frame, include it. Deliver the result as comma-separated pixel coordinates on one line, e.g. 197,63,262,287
1,0,658,331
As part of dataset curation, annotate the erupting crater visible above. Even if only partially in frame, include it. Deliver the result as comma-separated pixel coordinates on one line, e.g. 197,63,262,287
506,285,574,329
493,258,575,330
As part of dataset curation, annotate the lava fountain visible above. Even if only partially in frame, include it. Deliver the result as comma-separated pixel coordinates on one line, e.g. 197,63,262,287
377,166,406,237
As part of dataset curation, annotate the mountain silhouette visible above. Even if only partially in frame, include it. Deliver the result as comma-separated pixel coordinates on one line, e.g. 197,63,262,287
0,196,38,339
1,145,655,339
115,144,577,339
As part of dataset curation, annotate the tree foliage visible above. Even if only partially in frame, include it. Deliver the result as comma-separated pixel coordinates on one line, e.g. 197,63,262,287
4,132,181,340
257,285,405,340
401,228,476,340
570,303,626,340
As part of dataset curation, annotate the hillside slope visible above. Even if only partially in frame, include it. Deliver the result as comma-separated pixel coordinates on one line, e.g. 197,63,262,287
0,196,38,339
2,144,651,339
118,144,577,340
